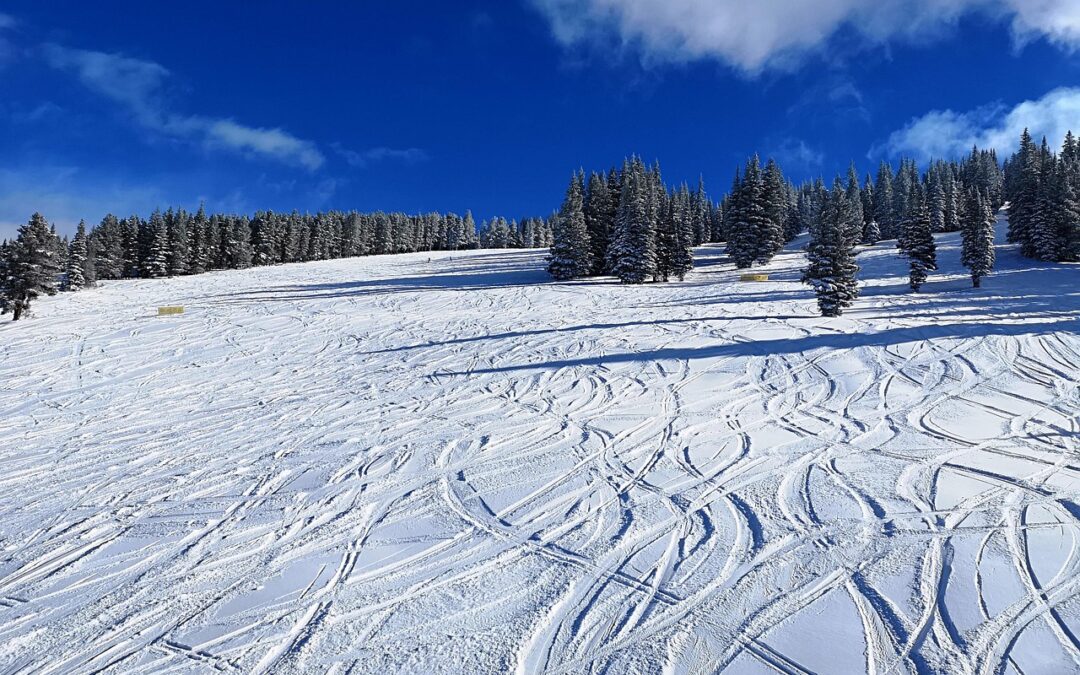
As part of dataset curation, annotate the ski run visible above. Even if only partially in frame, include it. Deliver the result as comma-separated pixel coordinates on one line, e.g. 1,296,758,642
1,214,1078,674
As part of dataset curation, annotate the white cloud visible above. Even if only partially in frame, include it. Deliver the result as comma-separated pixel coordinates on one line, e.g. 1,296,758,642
331,143,429,168
204,119,324,170
770,138,825,172
42,43,325,170
529,0,1080,73
877,87,1080,161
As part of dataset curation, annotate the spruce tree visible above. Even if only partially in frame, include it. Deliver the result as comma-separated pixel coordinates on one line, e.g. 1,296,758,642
67,220,90,291
844,164,865,246
671,185,695,280
2,213,62,320
143,210,170,278
583,171,613,276
608,158,655,284
874,162,896,239
804,178,859,317
961,189,996,287
760,159,788,261
903,184,937,292
547,171,591,280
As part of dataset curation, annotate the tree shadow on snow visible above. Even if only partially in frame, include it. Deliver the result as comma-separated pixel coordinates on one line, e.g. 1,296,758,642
448,318,1079,375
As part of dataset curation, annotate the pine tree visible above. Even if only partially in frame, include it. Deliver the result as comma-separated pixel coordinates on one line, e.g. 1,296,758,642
143,210,170,278
844,164,865,247
671,185,695,280
729,156,770,268
903,184,937,291
874,162,896,239
167,208,190,276
67,220,90,291
2,213,62,320
804,178,859,317
547,171,591,280
1008,129,1040,252
1033,151,1064,261
961,189,996,287
759,159,788,261
655,190,676,282
583,172,613,276
608,158,655,284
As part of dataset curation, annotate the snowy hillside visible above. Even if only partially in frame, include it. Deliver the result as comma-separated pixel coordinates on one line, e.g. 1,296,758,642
1,215,1078,674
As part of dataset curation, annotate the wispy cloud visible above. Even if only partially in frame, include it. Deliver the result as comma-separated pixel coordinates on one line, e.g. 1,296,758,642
875,87,1080,161
331,143,429,168
529,0,1080,74
42,43,325,170
769,138,826,174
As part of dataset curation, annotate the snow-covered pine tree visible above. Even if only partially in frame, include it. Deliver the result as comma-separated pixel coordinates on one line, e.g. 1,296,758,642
943,171,961,232
844,164,865,247
903,183,937,292
691,176,709,245
1008,129,1040,252
166,208,191,276
721,170,741,251
66,220,90,291
961,188,996,287
583,171,613,276
860,173,879,244
143,210,170,278
874,162,896,240
730,156,769,268
91,214,125,280
671,184,695,280
1033,150,1064,262
2,213,62,320
608,158,655,284
547,171,591,280
1061,134,1080,262
804,178,859,317
928,166,947,233
655,190,676,282
759,159,788,262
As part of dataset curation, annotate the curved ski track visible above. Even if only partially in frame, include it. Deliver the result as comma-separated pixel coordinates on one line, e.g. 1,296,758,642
0,218,1078,673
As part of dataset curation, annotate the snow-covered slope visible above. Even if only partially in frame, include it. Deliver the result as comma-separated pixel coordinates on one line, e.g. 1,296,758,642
1,216,1077,674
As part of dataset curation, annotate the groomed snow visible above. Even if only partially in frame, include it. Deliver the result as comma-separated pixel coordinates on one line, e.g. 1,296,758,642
1,216,1078,673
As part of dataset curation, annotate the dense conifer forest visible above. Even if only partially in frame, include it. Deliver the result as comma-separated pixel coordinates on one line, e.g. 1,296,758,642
2,129,1077,320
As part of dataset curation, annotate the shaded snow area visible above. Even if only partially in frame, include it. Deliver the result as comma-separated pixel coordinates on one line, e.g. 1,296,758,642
1,215,1078,674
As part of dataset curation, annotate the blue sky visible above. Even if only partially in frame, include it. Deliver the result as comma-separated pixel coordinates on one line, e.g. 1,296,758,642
1,0,1079,238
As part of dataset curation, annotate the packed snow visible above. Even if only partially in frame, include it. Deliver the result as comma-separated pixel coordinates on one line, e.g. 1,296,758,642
1,215,1078,674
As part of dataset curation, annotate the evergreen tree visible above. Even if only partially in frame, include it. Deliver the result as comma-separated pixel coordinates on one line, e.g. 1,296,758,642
961,189,996,287
844,164,865,246
166,208,191,276
760,159,788,261
804,178,859,317
671,185,695,280
143,210,170,278
608,158,655,284
873,162,896,239
583,171,613,276
547,171,591,280
903,183,937,291
67,220,90,291
2,213,62,320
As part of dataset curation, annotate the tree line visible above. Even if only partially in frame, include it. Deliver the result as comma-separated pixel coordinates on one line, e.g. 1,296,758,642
0,208,550,320
546,136,1067,317
2,129,1075,321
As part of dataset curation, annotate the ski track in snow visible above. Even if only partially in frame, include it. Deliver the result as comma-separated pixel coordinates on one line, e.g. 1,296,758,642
0,215,1078,674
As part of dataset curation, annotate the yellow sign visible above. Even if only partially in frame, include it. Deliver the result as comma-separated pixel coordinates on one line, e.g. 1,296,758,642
157,306,185,316
739,274,770,282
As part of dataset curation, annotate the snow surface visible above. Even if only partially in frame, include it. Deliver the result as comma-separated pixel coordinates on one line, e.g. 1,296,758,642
0,215,1078,674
